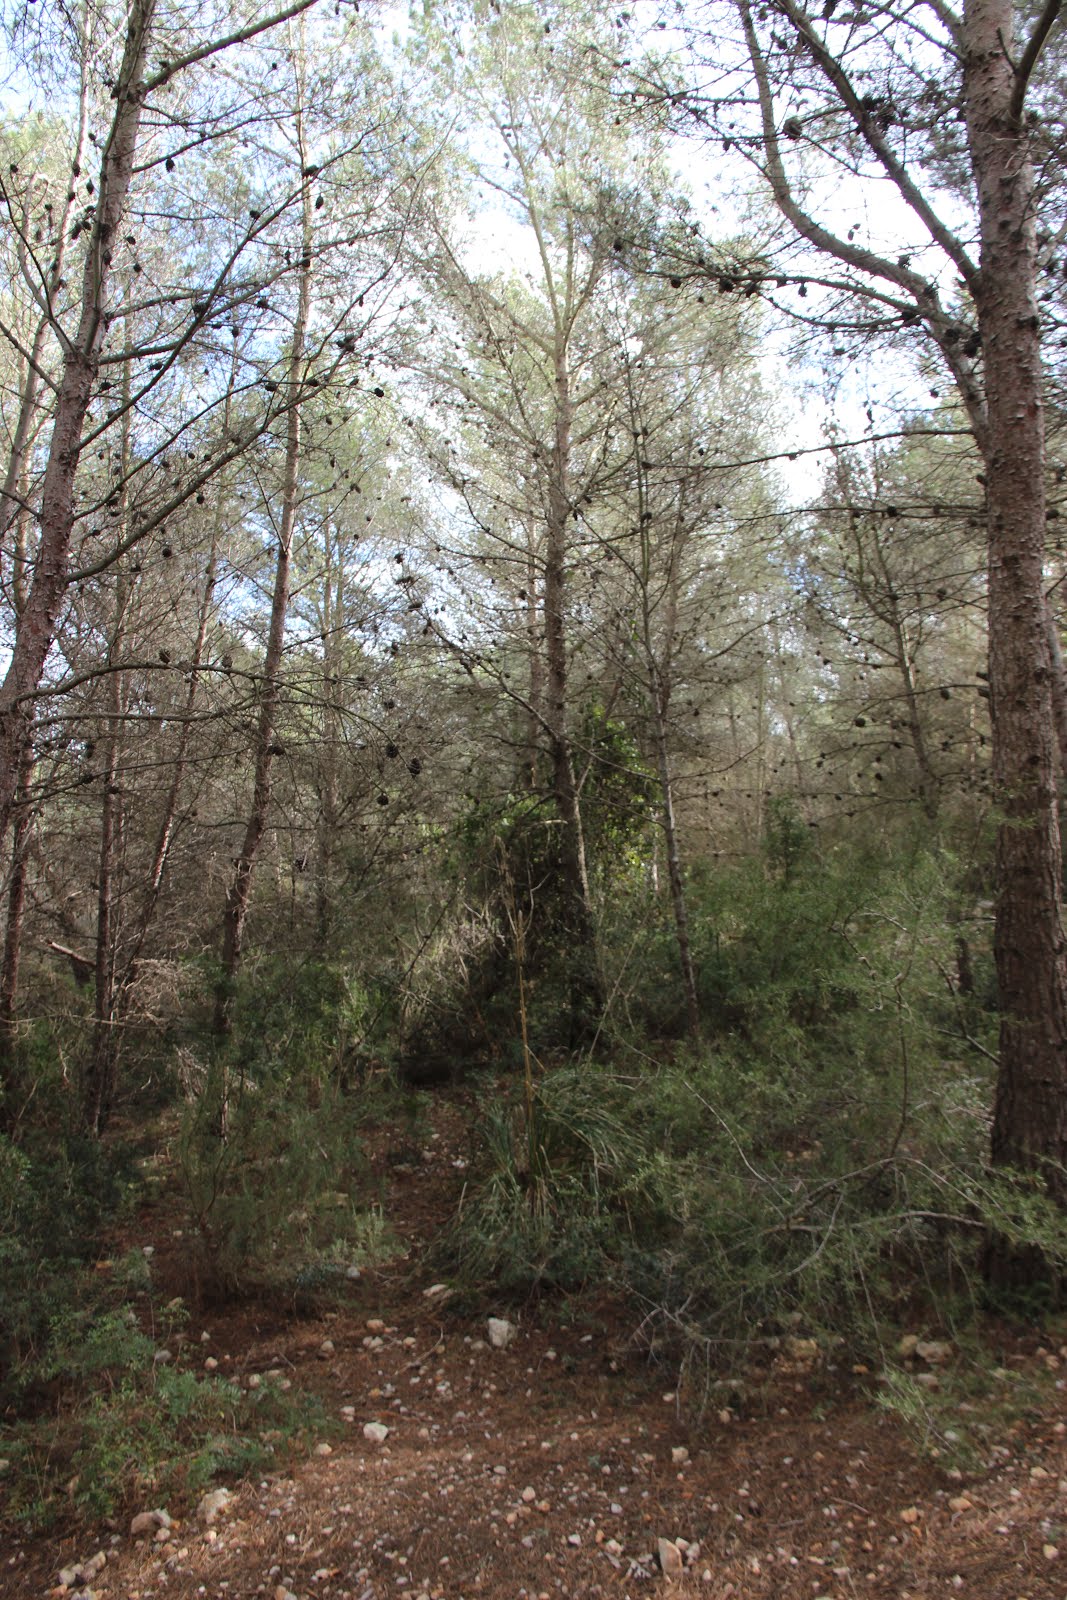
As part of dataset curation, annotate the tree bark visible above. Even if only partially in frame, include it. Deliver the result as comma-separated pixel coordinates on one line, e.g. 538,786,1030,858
0,0,157,847
964,0,1067,1227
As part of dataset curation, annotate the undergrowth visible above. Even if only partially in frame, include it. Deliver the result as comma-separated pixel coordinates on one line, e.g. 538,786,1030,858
441,836,1067,1392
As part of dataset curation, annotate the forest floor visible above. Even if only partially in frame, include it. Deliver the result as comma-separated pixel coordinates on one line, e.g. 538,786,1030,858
5,1088,1067,1600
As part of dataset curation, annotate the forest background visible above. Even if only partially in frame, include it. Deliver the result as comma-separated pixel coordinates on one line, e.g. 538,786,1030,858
3,0,1067,1534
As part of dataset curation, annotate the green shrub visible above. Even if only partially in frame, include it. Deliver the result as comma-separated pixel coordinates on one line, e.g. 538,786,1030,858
440,1064,665,1292
1,1308,326,1530
180,1061,388,1296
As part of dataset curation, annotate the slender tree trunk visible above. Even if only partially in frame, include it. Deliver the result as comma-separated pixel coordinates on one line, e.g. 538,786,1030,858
214,178,313,1039
0,737,35,1126
543,349,602,1035
524,546,544,792
0,0,156,846
85,643,126,1136
315,524,341,948
649,683,700,1037
964,0,1067,1241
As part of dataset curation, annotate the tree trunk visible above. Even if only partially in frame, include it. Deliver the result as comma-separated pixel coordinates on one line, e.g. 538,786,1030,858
964,0,1067,1244
543,349,602,1036
650,683,700,1038
214,185,313,1040
0,0,156,846
0,735,35,1127
85,651,125,1136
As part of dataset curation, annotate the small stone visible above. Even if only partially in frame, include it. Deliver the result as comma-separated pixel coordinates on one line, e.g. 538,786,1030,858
914,1372,940,1390
363,1422,389,1443
657,1539,684,1579
522,1486,537,1503
1030,1465,1050,1480
59,1567,81,1588
897,1334,919,1359
197,1487,232,1527
314,1442,333,1456
900,1506,921,1524
949,1497,973,1513
784,1336,818,1362
1044,1543,1060,1560
423,1283,452,1300
319,1338,335,1356
915,1339,952,1365
275,1587,299,1600
130,1510,171,1536
670,1446,689,1465
153,1348,173,1365
366,1318,385,1331
488,1317,516,1349
567,1533,581,1546
246,1373,261,1389
203,1356,218,1372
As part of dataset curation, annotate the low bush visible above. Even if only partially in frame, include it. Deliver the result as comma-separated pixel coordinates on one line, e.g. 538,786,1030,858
444,839,1067,1386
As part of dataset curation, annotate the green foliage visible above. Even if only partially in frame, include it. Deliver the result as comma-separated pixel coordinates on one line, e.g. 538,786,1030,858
444,837,1059,1380
0,1131,141,1404
180,1060,387,1297
1,1304,326,1530
579,705,656,874
877,1354,1055,1473
439,1065,663,1292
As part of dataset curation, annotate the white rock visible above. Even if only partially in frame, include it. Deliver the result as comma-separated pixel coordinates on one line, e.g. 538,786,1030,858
319,1338,335,1356
314,1441,333,1456
671,1446,689,1465
203,1356,219,1372
130,1509,171,1536
488,1317,517,1350
363,1421,389,1443
916,1339,952,1365
58,1566,81,1588
153,1348,173,1365
423,1282,452,1300
657,1538,684,1579
197,1487,233,1526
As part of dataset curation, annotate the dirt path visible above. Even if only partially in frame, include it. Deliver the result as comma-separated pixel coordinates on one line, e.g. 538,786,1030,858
6,1097,1066,1600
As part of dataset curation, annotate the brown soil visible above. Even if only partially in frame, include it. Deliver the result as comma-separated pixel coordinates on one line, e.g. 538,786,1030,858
5,1092,1066,1600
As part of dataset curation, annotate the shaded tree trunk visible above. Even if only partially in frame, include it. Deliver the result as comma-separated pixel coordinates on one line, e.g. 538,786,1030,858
964,0,1067,1236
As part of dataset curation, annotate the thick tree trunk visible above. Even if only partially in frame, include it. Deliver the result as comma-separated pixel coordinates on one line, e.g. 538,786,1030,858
964,0,1067,1236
